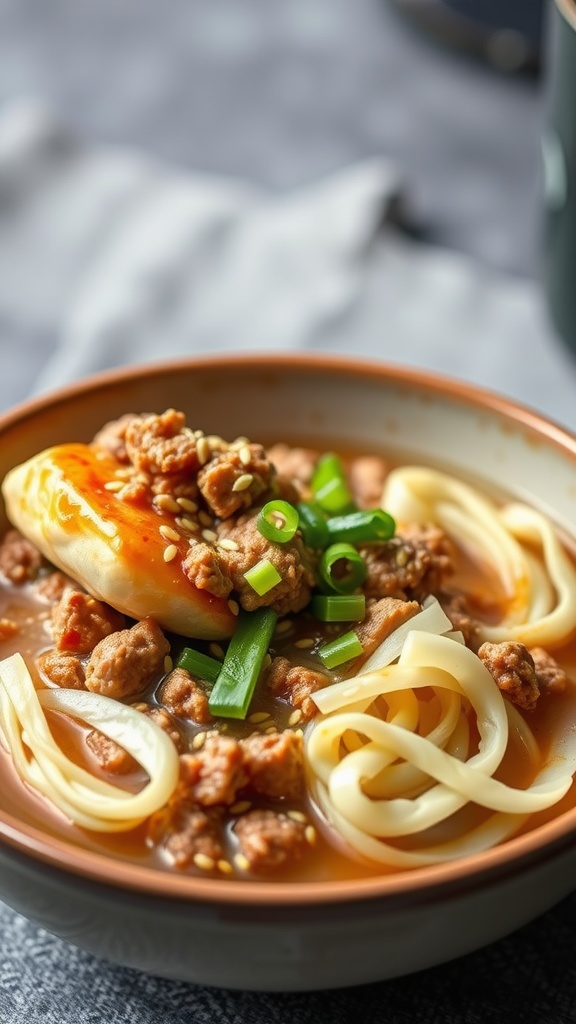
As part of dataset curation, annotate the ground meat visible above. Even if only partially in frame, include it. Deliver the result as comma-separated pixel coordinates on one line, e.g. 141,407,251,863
84,617,169,700
35,571,77,604
217,511,317,615
160,667,213,724
148,800,224,869
478,640,540,711
355,597,420,660
240,730,305,800
439,592,482,652
397,523,455,595
37,650,86,689
91,412,136,462
182,542,233,599
361,525,453,603
266,444,319,494
51,590,125,655
0,528,43,584
124,409,199,476
85,730,138,774
179,735,247,806
150,471,200,504
530,647,570,696
233,809,309,871
265,656,330,719
86,703,183,774
197,443,274,519
347,455,388,509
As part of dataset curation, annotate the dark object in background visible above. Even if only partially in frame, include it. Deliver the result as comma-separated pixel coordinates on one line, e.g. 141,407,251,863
543,0,576,357
391,0,544,73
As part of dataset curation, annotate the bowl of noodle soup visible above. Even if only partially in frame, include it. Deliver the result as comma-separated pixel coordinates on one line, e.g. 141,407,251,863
1,353,576,991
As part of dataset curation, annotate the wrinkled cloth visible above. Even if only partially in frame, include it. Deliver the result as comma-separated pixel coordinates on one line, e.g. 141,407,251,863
0,100,575,433
1,98,576,1024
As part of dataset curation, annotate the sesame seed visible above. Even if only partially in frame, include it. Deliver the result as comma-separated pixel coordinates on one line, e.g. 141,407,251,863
287,810,307,823
234,853,251,872
191,731,206,749
198,511,213,527
154,494,181,513
209,643,225,659
248,711,270,724
217,859,234,875
275,620,293,635
305,825,317,845
163,544,178,562
164,655,173,673
264,725,277,735
294,638,314,649
197,437,210,465
230,800,252,814
239,445,252,466
159,524,180,543
202,529,218,543
230,436,250,449
104,480,124,492
262,653,272,670
396,547,409,567
232,473,254,493
288,709,303,726
193,429,205,439
217,538,239,552
193,853,215,872
227,599,240,616
176,515,199,533
176,497,198,513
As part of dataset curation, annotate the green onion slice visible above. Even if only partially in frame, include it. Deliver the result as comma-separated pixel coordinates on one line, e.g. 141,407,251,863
295,502,330,549
257,499,299,544
208,607,278,719
311,594,366,622
176,647,222,684
244,558,282,596
311,453,355,515
319,542,367,594
326,508,395,545
317,630,364,670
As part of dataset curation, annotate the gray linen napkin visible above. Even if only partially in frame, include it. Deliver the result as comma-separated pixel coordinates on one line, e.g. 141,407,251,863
2,98,576,1024
0,98,575,434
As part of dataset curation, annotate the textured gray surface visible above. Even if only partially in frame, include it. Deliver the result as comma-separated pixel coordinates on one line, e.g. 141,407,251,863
1,1,576,1022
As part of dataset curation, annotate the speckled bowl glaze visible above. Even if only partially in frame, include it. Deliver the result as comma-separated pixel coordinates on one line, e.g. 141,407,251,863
1,354,576,992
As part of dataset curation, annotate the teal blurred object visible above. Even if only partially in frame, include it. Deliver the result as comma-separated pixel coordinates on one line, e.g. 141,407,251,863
391,0,544,72
543,0,576,356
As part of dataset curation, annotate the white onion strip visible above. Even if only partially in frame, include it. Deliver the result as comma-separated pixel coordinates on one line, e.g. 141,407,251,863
0,653,180,832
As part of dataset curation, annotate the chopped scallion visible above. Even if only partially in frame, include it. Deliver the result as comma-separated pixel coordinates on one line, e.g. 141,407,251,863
317,630,364,670
295,502,330,549
311,453,355,515
326,508,395,545
311,594,366,622
208,607,278,718
257,499,299,543
176,647,222,684
244,558,282,596
319,542,367,594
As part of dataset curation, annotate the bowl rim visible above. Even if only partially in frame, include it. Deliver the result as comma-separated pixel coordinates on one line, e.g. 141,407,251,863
1,350,576,908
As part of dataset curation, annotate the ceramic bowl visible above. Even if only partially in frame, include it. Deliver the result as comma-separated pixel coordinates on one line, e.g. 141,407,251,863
1,353,576,992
